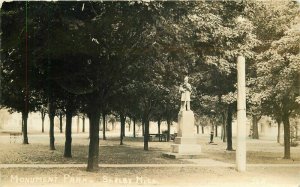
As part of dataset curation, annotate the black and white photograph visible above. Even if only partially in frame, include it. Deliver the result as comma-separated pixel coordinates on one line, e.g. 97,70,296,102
0,0,299,186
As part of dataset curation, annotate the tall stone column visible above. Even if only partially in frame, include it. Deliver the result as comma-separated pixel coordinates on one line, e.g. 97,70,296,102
236,55,247,172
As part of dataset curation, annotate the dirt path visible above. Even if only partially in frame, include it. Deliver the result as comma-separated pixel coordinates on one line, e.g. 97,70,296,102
0,167,299,187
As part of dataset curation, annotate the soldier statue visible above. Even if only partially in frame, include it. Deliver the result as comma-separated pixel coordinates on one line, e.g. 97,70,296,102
179,76,192,111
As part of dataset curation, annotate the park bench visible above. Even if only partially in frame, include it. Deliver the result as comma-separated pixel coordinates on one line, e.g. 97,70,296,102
148,134,167,142
1,131,22,143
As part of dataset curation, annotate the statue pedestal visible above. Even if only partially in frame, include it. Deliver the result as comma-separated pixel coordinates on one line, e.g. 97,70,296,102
163,110,203,159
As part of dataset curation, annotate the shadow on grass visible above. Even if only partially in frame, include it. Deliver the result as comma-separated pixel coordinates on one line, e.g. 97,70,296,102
0,139,186,165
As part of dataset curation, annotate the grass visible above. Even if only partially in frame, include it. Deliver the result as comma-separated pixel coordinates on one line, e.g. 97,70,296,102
0,137,188,164
0,134,300,165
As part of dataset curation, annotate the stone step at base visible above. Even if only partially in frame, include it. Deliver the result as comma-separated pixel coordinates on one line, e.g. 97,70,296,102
162,152,207,159
171,144,202,154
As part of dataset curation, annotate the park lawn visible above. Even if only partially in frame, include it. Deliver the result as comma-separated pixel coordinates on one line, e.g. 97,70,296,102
204,149,300,164
0,134,300,165
202,138,300,164
0,137,188,164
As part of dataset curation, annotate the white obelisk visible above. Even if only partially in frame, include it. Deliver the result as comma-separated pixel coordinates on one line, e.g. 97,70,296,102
236,55,247,172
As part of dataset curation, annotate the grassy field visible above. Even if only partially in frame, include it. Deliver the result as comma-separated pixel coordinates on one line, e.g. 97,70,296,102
0,133,299,164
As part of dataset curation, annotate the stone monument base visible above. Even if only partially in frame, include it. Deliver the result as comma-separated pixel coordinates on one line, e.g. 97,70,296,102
171,141,202,154
163,110,202,159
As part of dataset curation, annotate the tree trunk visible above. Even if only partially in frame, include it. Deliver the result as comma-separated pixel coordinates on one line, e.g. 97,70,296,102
215,124,218,137
123,119,126,137
120,122,123,145
106,117,108,130
252,115,259,139
48,101,55,150
133,118,136,138
41,111,45,133
201,126,204,134
64,108,72,158
99,117,102,131
22,111,29,144
226,106,233,151
196,125,199,134
59,112,63,133
142,120,145,136
144,117,150,151
282,111,291,159
158,118,161,135
276,119,281,144
82,116,85,133
210,119,214,143
87,106,100,171
222,111,227,142
77,115,80,133
102,113,106,140
21,118,24,133
128,119,131,132
221,125,224,140
167,119,171,141
120,114,126,145
42,117,45,133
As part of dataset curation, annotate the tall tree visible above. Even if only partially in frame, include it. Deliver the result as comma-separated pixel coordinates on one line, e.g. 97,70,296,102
1,2,42,144
251,1,299,159
256,18,300,158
